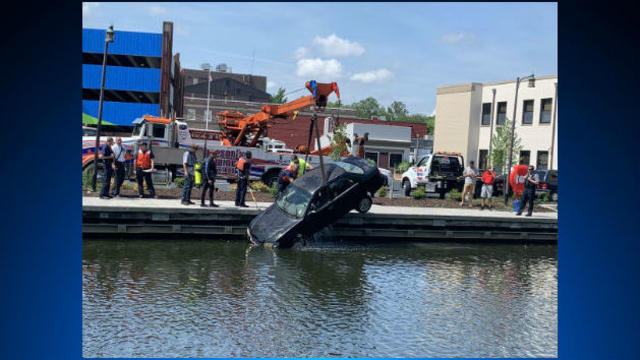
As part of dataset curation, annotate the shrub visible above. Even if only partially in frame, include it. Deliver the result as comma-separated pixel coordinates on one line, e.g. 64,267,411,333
366,158,376,165
535,192,550,204
449,189,462,201
269,183,279,197
174,177,185,188
411,186,427,200
396,161,411,174
377,186,388,197
250,182,271,193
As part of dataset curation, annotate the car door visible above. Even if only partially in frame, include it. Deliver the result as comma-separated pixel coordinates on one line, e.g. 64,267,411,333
324,177,359,220
415,156,430,184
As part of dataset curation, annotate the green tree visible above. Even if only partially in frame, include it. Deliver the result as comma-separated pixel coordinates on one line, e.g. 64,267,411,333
351,97,384,119
328,123,348,161
386,101,409,121
490,118,523,174
326,99,343,108
270,87,287,104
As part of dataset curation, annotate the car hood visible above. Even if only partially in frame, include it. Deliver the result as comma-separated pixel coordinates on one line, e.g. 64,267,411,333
248,203,303,245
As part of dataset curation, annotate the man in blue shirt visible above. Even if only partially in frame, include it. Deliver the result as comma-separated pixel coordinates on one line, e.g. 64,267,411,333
200,151,219,207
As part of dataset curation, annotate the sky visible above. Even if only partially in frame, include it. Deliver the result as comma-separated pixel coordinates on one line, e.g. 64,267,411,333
82,2,557,115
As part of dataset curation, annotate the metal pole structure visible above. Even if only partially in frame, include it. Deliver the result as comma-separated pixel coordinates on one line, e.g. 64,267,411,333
504,77,521,205
312,114,327,187
549,82,558,170
91,26,114,192
203,64,211,158
487,88,497,167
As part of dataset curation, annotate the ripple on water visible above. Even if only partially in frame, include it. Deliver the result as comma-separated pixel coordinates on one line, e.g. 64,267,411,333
83,240,557,358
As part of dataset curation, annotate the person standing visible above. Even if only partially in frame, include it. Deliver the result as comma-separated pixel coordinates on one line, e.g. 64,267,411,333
460,160,478,208
235,151,252,207
134,142,156,198
480,166,497,210
200,151,219,207
290,155,313,177
277,160,299,195
110,137,126,197
99,137,115,199
181,144,198,205
516,165,540,216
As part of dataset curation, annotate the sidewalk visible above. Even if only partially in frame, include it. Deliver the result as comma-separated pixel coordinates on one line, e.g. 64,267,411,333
82,196,558,220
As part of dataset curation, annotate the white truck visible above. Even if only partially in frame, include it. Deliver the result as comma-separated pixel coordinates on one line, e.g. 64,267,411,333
82,115,392,186
400,152,465,198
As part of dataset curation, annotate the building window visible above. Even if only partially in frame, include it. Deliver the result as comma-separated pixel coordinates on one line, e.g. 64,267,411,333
187,108,196,120
481,103,491,126
522,99,534,125
389,153,403,169
204,110,212,123
478,149,488,170
365,152,378,164
519,150,530,165
537,151,549,170
496,101,507,125
540,98,552,124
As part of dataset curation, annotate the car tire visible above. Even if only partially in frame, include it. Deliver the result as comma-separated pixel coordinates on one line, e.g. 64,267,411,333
402,179,411,197
356,196,372,213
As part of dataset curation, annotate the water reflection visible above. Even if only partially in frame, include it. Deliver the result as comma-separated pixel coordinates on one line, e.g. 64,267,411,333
83,240,557,358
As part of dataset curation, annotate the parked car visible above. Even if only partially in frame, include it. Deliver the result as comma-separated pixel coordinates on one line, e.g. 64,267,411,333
493,169,558,201
247,157,386,248
534,170,558,201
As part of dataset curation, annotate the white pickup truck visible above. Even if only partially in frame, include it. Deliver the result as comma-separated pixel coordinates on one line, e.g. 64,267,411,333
400,152,465,198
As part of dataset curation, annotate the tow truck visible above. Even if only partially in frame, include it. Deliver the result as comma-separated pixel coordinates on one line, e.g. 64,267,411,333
82,81,354,186
400,151,465,198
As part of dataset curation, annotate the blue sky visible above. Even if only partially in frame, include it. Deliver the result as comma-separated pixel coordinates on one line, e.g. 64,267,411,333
83,2,557,115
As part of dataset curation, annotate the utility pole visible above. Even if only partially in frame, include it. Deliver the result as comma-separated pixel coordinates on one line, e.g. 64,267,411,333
504,74,535,205
91,25,115,192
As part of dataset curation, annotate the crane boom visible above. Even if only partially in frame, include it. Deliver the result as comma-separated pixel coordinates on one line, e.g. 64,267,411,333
217,81,340,147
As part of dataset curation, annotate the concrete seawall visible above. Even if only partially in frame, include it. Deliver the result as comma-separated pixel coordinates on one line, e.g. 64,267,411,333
83,197,557,243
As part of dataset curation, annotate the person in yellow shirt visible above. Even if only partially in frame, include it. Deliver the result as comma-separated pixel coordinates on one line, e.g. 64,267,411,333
290,155,313,177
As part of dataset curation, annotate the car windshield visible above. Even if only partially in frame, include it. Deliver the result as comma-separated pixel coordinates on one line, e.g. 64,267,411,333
334,161,364,174
276,184,312,218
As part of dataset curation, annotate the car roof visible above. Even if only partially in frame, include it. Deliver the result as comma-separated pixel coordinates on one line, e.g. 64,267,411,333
294,157,374,193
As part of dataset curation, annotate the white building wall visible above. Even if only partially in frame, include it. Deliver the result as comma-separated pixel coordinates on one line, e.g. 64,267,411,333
436,75,558,172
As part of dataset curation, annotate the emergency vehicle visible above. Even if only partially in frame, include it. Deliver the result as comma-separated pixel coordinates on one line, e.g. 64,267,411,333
400,151,465,198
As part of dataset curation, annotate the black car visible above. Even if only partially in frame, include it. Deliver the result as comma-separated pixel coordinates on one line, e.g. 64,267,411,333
534,170,558,201
247,157,386,248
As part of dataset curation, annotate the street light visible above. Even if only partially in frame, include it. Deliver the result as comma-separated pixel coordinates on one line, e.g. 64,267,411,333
201,63,212,158
91,25,115,192
504,73,535,205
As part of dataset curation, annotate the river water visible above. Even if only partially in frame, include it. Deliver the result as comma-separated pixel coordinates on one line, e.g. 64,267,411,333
83,240,557,358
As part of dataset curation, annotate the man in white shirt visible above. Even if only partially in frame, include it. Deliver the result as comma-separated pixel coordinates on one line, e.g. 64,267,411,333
110,137,127,197
460,160,478,208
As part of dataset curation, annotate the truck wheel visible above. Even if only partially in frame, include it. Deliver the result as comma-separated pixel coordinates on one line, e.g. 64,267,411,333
262,170,280,187
356,196,372,213
402,179,411,196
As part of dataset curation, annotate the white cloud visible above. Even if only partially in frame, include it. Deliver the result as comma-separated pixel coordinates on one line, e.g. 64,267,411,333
430,108,436,117
350,68,394,83
267,81,277,90
296,58,343,80
82,2,99,17
294,47,309,59
148,5,167,16
312,34,365,57
440,32,476,44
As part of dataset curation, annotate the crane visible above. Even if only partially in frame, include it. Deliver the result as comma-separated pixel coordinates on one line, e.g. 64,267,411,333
216,81,340,147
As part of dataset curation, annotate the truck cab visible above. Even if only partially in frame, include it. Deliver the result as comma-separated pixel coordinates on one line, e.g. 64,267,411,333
401,152,464,198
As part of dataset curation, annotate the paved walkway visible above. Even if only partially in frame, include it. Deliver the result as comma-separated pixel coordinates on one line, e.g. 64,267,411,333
83,196,557,220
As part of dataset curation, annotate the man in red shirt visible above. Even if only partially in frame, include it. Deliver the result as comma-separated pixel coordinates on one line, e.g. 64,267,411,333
480,166,497,210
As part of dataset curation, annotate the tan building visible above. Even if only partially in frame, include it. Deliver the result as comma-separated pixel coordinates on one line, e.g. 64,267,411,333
434,75,558,173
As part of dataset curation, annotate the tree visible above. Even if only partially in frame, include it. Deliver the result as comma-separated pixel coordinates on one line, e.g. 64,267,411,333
386,101,409,121
328,123,349,161
490,118,523,174
351,97,384,119
326,99,343,108
270,87,287,104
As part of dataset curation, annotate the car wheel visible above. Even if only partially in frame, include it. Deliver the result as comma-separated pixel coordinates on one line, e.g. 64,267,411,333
356,196,372,213
402,179,411,196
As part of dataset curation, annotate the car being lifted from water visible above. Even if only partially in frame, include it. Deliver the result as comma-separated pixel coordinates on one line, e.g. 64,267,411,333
247,157,386,248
